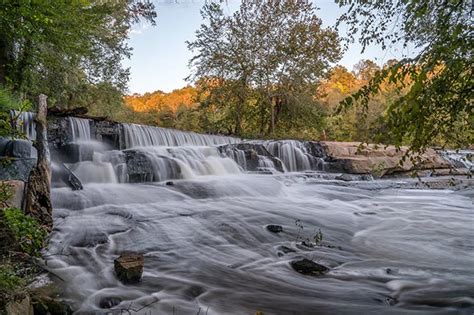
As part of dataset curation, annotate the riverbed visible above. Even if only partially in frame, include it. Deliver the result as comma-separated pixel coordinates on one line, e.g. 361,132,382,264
47,174,474,314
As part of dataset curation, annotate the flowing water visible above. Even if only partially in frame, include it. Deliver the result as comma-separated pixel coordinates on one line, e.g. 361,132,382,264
44,118,473,314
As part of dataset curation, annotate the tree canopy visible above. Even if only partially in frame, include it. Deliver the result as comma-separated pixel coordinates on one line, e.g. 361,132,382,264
187,0,341,137
336,0,473,151
0,0,156,107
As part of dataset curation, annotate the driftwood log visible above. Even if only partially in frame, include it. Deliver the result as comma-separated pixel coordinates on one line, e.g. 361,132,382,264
25,94,52,230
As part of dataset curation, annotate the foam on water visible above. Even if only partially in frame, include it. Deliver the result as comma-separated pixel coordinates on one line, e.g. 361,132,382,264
47,175,474,314
44,117,473,314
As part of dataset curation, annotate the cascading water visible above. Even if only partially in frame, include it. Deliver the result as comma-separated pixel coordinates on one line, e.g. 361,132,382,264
441,150,473,170
122,123,239,148
69,117,91,141
45,117,473,314
263,140,323,172
12,110,37,140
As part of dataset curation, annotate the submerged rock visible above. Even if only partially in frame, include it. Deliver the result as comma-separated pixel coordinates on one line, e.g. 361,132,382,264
335,174,352,181
266,225,283,233
114,253,144,284
99,296,122,309
290,258,329,276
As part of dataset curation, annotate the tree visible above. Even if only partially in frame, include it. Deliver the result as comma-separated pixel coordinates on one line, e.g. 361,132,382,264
0,1,156,107
187,0,341,137
336,0,473,150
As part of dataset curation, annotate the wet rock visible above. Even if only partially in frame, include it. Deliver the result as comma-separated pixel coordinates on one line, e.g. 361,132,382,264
219,143,285,172
0,158,36,181
0,137,9,156
99,297,122,309
384,296,398,306
290,258,329,276
266,225,283,233
6,139,33,158
277,245,296,256
278,246,296,254
114,253,144,284
165,181,174,186
335,174,352,181
32,296,73,315
5,295,33,315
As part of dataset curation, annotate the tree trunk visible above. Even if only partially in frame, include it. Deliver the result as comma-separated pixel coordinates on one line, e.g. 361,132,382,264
25,94,52,231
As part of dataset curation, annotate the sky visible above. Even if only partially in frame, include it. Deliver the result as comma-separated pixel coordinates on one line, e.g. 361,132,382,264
124,0,414,94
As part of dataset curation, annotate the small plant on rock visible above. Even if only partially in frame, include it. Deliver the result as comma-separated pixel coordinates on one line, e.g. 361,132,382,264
295,219,324,247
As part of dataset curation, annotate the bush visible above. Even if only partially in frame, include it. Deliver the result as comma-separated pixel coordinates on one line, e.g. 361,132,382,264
3,208,47,256
0,264,24,292
0,85,31,138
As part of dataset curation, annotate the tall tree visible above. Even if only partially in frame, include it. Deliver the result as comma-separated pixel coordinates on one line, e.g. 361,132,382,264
187,0,341,137
336,0,473,150
0,1,156,107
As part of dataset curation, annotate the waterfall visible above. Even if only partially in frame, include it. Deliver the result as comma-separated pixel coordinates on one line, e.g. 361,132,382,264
126,146,241,182
69,117,91,141
122,123,239,148
263,140,322,172
441,150,473,170
11,111,37,140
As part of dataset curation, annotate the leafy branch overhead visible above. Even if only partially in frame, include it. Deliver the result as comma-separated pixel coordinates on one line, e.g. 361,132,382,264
336,0,473,151
0,1,157,107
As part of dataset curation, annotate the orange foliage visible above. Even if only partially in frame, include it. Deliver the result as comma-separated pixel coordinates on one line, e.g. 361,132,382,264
124,86,198,113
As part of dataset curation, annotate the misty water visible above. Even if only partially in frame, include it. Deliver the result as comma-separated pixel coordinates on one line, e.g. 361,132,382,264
44,118,473,314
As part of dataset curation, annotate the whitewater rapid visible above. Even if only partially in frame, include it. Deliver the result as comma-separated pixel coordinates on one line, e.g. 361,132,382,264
47,174,474,314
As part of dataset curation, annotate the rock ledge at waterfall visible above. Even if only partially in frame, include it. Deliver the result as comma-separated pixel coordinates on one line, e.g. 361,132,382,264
319,142,454,177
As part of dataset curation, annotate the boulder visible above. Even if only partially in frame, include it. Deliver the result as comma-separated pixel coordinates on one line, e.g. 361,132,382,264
335,174,353,181
31,295,73,315
290,258,329,276
6,140,33,158
219,143,285,172
99,296,122,309
0,137,9,156
0,158,36,182
319,142,451,176
0,180,25,209
5,295,33,315
266,225,283,233
114,253,144,284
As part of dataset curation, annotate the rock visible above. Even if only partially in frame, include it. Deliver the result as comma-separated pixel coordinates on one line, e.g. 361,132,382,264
165,181,174,186
0,180,25,209
266,224,283,233
114,253,144,284
6,139,33,158
335,174,352,181
277,245,296,257
99,296,122,309
0,137,10,156
219,143,285,172
48,106,88,117
5,295,33,315
290,258,329,276
0,158,36,182
31,296,73,315
319,142,451,176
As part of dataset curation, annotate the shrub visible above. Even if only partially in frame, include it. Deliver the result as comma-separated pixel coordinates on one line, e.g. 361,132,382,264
0,264,24,292
3,208,47,256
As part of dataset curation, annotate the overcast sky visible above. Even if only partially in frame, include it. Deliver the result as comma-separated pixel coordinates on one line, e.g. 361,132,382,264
123,0,415,94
